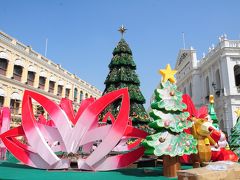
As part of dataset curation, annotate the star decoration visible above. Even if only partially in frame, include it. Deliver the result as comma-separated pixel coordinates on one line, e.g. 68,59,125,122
159,64,177,83
235,108,240,118
118,25,127,37
209,95,214,104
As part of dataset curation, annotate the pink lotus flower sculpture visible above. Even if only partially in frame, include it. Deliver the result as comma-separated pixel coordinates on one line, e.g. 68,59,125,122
0,107,10,160
0,88,147,171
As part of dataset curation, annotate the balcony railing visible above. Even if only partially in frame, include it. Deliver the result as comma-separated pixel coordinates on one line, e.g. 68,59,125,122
65,93,70,98
16,42,26,51
0,33,12,42
48,88,54,93
38,84,45,90
0,68,7,75
229,40,240,48
57,90,62,96
27,79,34,86
12,74,22,81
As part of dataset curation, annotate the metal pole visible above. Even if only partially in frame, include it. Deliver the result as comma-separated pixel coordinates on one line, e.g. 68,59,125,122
44,38,48,57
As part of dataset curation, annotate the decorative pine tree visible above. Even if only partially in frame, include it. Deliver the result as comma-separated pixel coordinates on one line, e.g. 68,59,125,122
229,108,240,157
208,95,219,129
102,25,150,131
142,64,197,177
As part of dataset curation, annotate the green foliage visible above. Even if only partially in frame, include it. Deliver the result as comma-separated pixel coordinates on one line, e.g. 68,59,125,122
130,102,149,122
142,81,197,157
105,67,140,85
112,39,132,56
109,53,136,69
102,38,150,132
149,110,191,133
142,130,197,156
151,81,186,111
229,117,240,157
208,103,219,129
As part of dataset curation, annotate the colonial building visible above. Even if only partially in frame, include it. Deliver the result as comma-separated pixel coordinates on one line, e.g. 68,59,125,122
0,31,102,119
175,35,240,134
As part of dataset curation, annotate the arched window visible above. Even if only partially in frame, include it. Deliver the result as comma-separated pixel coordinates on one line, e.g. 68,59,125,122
215,69,221,89
0,58,8,76
183,87,186,94
57,85,63,96
206,76,210,99
10,99,20,115
13,65,23,81
39,76,46,90
65,88,70,98
74,88,78,101
27,71,35,86
85,93,88,99
189,82,192,97
234,65,240,86
48,81,55,93
80,91,83,102
10,92,21,115
0,96,4,107
0,88,4,107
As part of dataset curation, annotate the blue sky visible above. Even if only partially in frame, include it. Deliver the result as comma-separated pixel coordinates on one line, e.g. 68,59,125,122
1,0,240,107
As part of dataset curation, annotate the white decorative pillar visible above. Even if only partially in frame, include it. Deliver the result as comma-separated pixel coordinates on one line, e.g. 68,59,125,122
34,73,40,88
21,66,28,83
44,77,49,92
4,86,11,107
54,82,58,95
6,61,14,78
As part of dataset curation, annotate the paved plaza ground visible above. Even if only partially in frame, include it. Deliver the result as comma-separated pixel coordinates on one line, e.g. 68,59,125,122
0,153,192,180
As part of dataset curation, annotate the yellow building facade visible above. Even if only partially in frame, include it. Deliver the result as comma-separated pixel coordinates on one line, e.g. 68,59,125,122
0,31,102,118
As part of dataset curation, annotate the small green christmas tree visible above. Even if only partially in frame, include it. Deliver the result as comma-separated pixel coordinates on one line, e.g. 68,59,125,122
142,64,197,177
208,95,219,129
229,108,240,157
102,26,150,131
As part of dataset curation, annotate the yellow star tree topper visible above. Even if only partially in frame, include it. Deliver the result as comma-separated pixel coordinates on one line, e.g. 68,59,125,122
209,95,214,104
159,64,177,83
235,108,240,118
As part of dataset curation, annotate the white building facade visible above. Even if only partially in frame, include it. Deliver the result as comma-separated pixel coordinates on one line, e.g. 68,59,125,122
175,35,240,135
0,31,102,120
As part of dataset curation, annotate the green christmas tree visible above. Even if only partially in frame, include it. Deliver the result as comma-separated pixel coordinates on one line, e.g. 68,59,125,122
142,64,197,177
208,95,219,129
102,26,150,131
229,108,240,157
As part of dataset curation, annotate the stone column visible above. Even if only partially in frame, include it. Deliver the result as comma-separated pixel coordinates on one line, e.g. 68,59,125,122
44,77,49,92
62,84,66,98
34,73,40,88
220,57,230,95
77,88,80,102
21,66,28,84
69,86,73,101
6,61,14,78
53,82,58,95
62,83,66,98
4,86,11,107
17,91,23,115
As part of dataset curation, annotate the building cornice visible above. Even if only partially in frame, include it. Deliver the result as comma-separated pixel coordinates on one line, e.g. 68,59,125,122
0,31,102,96
197,40,240,70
